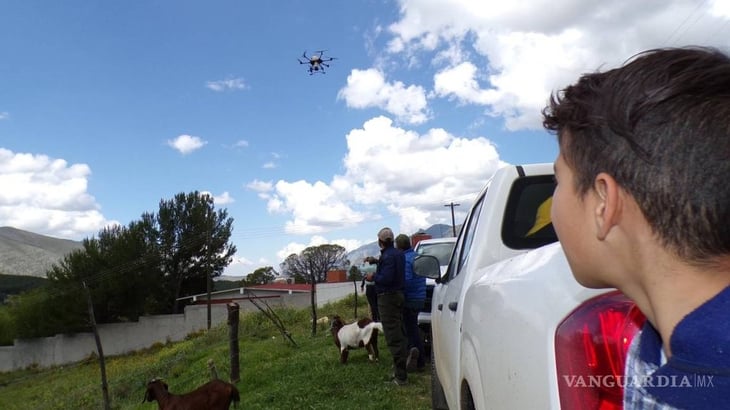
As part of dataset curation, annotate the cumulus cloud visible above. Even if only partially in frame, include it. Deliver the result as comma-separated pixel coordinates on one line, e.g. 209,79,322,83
247,179,273,193
0,148,117,239
385,0,730,130
338,68,430,125
252,115,506,237
709,0,730,18
167,134,207,155
206,77,247,92
267,180,368,235
0,112,9,120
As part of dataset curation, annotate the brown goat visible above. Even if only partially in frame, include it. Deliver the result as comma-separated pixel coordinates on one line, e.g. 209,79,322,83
143,378,240,410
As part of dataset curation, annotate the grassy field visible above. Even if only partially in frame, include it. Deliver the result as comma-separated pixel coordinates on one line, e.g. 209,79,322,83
0,295,432,409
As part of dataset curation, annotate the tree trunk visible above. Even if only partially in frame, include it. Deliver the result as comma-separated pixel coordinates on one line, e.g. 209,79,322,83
352,280,358,319
83,281,110,410
310,280,317,336
228,303,240,383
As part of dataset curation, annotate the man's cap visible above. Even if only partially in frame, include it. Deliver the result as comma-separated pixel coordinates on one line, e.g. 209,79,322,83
395,234,411,249
378,227,394,242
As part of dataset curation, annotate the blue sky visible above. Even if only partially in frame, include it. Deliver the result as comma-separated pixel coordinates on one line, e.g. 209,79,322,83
1,0,728,277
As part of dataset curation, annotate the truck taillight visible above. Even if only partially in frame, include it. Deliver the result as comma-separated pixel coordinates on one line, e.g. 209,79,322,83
555,291,646,410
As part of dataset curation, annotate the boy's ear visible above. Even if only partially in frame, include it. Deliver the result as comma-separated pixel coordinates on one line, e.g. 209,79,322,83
593,172,621,240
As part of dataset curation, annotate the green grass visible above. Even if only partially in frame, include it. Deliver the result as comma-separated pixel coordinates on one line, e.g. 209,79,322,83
0,295,431,409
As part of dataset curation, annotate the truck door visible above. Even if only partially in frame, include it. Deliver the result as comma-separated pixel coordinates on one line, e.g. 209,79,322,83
431,192,486,405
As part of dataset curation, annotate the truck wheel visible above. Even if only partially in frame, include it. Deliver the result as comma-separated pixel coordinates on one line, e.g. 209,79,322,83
460,382,476,410
431,348,448,410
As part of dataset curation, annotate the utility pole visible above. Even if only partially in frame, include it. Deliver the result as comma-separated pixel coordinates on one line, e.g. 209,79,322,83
444,202,460,236
83,280,110,410
206,217,212,330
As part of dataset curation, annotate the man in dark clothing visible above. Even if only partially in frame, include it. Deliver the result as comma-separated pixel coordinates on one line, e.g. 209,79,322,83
360,266,379,321
396,233,426,372
366,227,408,385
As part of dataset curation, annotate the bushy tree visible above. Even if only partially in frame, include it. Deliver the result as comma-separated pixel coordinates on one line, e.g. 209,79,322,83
5,191,237,340
157,192,236,313
281,244,347,335
244,266,277,286
348,265,363,281
8,282,86,339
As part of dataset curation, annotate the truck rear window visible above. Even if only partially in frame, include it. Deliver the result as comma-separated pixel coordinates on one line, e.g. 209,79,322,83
501,175,558,250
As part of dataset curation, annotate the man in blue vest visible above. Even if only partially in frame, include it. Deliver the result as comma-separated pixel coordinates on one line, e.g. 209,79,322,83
396,233,426,372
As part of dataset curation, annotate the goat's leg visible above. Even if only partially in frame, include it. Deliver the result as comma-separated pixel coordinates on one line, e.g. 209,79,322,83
366,343,376,362
371,332,379,361
340,348,349,364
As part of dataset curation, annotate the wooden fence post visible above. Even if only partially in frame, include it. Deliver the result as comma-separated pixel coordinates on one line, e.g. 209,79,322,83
227,302,240,383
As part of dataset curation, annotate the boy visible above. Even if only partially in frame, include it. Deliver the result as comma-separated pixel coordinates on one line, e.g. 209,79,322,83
543,47,730,408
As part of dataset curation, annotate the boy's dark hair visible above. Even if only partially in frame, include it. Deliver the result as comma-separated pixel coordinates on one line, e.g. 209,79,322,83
542,47,730,261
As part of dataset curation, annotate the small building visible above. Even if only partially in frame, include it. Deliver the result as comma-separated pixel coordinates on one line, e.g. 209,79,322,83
411,232,432,247
326,269,347,283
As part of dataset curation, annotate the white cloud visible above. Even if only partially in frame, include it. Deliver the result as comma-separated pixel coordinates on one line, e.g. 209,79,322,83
0,148,117,239
338,68,430,125
0,112,8,120
254,115,505,237
246,179,273,193
167,134,207,155
262,161,276,169
267,180,368,235
234,140,249,148
386,0,730,130
206,77,247,92
710,0,730,18
211,191,235,205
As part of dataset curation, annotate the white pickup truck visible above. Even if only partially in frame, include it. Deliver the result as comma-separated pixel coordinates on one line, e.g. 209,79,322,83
415,163,646,410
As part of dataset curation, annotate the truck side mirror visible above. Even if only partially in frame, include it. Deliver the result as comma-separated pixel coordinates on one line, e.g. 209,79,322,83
414,255,441,280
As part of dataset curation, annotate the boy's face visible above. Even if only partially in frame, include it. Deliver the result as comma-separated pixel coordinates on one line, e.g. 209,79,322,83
552,149,608,288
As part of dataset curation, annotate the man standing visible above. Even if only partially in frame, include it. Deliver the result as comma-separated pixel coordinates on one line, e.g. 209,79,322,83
360,264,379,321
366,227,408,385
396,233,426,372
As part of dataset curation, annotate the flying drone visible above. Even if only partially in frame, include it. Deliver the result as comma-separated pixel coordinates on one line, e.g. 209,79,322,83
298,50,336,75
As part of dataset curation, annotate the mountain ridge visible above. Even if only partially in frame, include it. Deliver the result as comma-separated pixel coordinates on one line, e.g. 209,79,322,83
0,226,83,278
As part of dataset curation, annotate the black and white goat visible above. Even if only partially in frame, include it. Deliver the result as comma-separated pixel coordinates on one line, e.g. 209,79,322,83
330,315,382,364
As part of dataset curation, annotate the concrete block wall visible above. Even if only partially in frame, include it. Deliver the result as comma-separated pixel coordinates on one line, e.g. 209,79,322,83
0,283,354,372
0,304,227,373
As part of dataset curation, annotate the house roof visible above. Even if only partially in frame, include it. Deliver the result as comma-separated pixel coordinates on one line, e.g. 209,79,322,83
249,283,312,292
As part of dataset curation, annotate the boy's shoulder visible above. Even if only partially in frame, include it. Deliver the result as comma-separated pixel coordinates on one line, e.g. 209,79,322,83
629,286,730,408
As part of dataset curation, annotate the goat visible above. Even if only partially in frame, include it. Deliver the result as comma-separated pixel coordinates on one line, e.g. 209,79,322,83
143,378,240,410
330,315,382,364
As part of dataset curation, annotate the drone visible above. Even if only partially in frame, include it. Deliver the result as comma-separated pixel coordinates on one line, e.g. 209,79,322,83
298,50,336,75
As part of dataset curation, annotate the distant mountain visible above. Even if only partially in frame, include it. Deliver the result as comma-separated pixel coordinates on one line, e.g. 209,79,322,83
346,224,457,265
0,224,462,279
0,227,83,278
